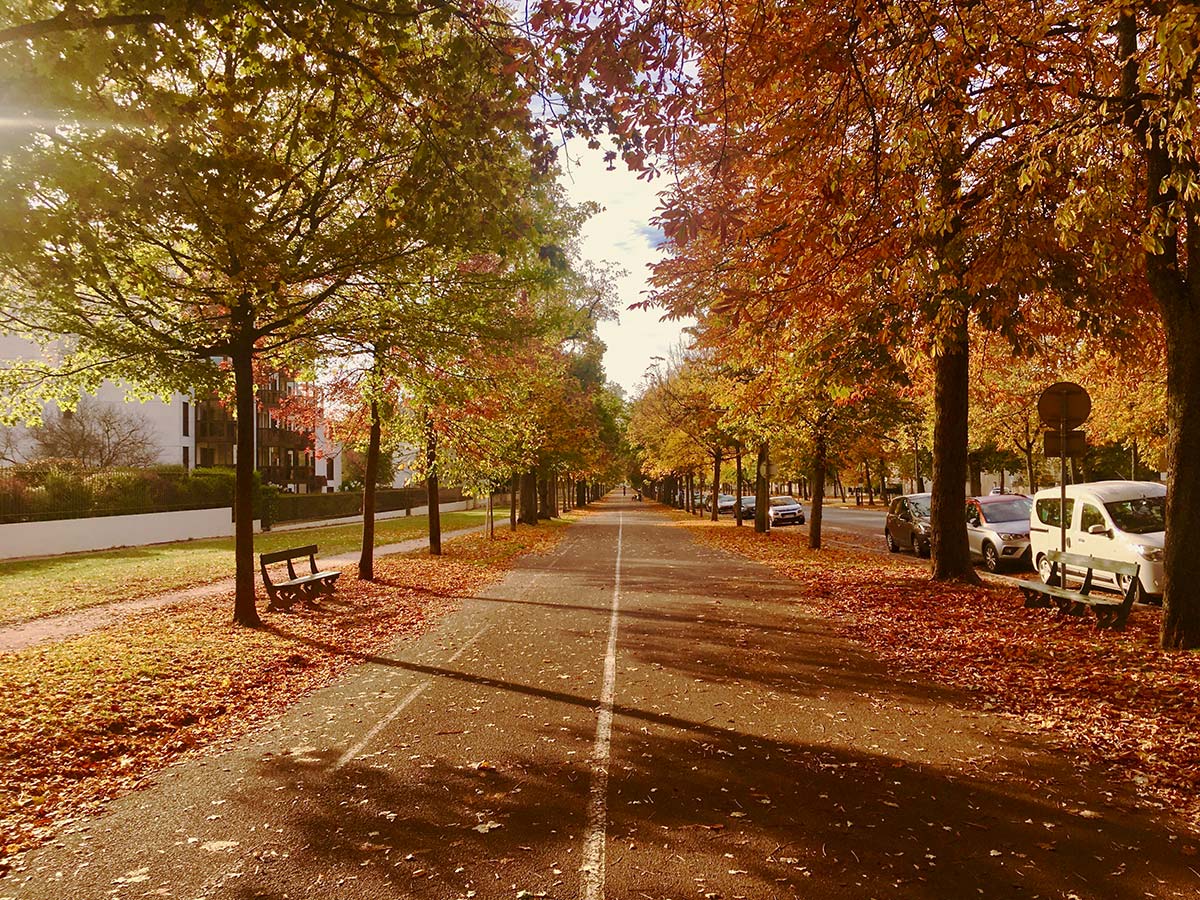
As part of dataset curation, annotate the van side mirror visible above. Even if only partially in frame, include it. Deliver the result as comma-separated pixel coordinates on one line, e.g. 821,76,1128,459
1087,524,1111,537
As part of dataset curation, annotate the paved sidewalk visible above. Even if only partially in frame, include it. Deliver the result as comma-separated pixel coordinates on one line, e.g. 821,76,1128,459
0,524,486,655
4,497,1196,899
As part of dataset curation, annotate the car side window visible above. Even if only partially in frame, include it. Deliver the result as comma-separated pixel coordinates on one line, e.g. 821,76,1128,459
1036,498,1074,527
1080,503,1105,532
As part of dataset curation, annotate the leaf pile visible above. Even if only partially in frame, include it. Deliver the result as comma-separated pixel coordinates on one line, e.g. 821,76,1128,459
0,522,566,868
684,519,1200,832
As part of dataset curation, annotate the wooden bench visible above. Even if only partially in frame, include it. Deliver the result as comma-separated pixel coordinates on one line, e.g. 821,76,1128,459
260,545,340,611
1019,550,1140,629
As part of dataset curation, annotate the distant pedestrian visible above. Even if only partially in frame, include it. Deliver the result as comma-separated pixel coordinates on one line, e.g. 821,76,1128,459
623,485,626,496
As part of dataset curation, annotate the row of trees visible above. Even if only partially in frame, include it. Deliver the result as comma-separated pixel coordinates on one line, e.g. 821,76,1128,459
0,3,626,626
533,0,1199,647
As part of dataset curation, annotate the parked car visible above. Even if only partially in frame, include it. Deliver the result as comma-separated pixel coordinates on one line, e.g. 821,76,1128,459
715,494,737,515
739,495,757,519
885,493,932,557
966,494,1032,572
767,496,805,526
1029,481,1165,603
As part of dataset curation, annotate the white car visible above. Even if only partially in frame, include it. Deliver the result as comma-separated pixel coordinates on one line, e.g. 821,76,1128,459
1029,481,1166,603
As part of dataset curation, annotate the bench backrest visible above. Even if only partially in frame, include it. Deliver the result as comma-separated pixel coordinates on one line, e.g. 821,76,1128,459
1047,549,1139,577
260,544,319,566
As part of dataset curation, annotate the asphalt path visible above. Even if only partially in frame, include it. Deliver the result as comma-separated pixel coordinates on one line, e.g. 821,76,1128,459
4,496,1195,899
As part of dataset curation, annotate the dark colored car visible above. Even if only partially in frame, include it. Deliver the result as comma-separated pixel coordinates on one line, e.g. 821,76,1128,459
885,493,932,557
767,496,805,526
739,495,757,519
716,494,737,515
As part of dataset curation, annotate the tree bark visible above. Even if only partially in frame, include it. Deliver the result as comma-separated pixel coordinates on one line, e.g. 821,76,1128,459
865,459,874,505
426,418,441,556
537,476,550,519
809,430,827,550
231,346,261,627
735,442,744,526
968,452,983,497
510,474,518,531
358,398,381,580
577,478,587,507
930,324,979,583
711,450,721,521
755,442,769,533
520,468,538,524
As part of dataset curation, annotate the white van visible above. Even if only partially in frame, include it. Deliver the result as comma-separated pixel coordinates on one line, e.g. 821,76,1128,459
1029,481,1166,602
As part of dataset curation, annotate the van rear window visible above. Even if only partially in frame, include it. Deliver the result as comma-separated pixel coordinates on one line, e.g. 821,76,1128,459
1035,498,1074,527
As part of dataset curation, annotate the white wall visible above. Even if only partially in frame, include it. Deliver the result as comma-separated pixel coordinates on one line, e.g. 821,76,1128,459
0,334,190,467
0,508,261,560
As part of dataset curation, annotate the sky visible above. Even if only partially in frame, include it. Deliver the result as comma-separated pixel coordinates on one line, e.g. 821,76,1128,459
557,146,690,398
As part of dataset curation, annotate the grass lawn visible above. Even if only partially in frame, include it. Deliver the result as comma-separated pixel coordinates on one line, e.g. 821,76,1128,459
0,507,510,626
0,521,567,866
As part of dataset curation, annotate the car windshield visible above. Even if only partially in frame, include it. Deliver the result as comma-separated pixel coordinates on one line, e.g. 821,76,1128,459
981,498,1031,524
907,497,930,516
1105,496,1166,535
770,497,799,507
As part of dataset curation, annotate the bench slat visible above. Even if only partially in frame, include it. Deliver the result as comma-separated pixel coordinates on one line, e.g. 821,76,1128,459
261,544,319,566
1046,550,1140,577
1020,582,1121,607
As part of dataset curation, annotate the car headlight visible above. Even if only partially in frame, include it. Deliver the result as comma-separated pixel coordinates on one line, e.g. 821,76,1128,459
1134,545,1164,561
998,533,1026,541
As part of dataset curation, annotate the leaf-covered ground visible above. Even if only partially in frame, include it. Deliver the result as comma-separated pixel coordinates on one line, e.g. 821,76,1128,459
0,521,564,869
682,518,1200,833
0,508,497,625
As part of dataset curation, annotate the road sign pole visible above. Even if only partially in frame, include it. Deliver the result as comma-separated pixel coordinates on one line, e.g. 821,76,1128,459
1060,398,1067,588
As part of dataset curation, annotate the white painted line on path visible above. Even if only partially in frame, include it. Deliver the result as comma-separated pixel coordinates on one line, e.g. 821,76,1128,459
333,623,489,771
581,512,622,900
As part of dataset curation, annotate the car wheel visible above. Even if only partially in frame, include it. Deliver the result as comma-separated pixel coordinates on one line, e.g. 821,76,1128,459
885,530,899,553
982,542,1001,573
1037,554,1054,585
915,536,931,558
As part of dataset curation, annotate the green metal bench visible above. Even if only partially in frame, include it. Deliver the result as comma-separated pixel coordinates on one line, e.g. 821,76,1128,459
1020,550,1140,630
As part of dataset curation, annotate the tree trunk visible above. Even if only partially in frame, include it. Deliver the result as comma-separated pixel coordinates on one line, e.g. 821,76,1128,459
735,443,744,526
577,478,587,507
711,450,721,522
1024,447,1036,494
358,398,381,580
968,452,983,497
510,474,518,531
930,326,979,583
864,459,874,505
755,442,769,533
1160,304,1200,648
809,431,827,550
426,419,441,556
231,346,261,627
520,468,538,525
549,472,559,517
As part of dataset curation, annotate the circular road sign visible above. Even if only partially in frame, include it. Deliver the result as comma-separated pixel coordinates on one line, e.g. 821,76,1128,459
1038,381,1091,430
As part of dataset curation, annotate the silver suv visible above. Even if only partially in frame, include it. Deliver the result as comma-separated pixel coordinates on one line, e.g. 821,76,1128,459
966,494,1032,572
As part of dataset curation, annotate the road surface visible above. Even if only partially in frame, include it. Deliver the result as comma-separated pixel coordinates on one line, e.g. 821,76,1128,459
4,496,1193,898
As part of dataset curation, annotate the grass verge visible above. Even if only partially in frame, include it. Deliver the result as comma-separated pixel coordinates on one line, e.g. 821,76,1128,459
680,516,1200,833
0,508,503,625
0,519,567,869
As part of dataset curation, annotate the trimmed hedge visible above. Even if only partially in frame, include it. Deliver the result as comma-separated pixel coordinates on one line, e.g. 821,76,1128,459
0,462,236,524
272,485,465,523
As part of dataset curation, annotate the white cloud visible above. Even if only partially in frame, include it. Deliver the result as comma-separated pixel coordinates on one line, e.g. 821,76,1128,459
558,146,692,396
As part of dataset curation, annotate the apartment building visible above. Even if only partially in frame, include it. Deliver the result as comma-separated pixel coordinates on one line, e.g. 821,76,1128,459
1,336,341,491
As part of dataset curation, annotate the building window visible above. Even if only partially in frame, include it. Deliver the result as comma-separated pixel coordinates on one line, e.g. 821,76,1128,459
326,459,334,480
183,446,190,469
182,401,190,437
